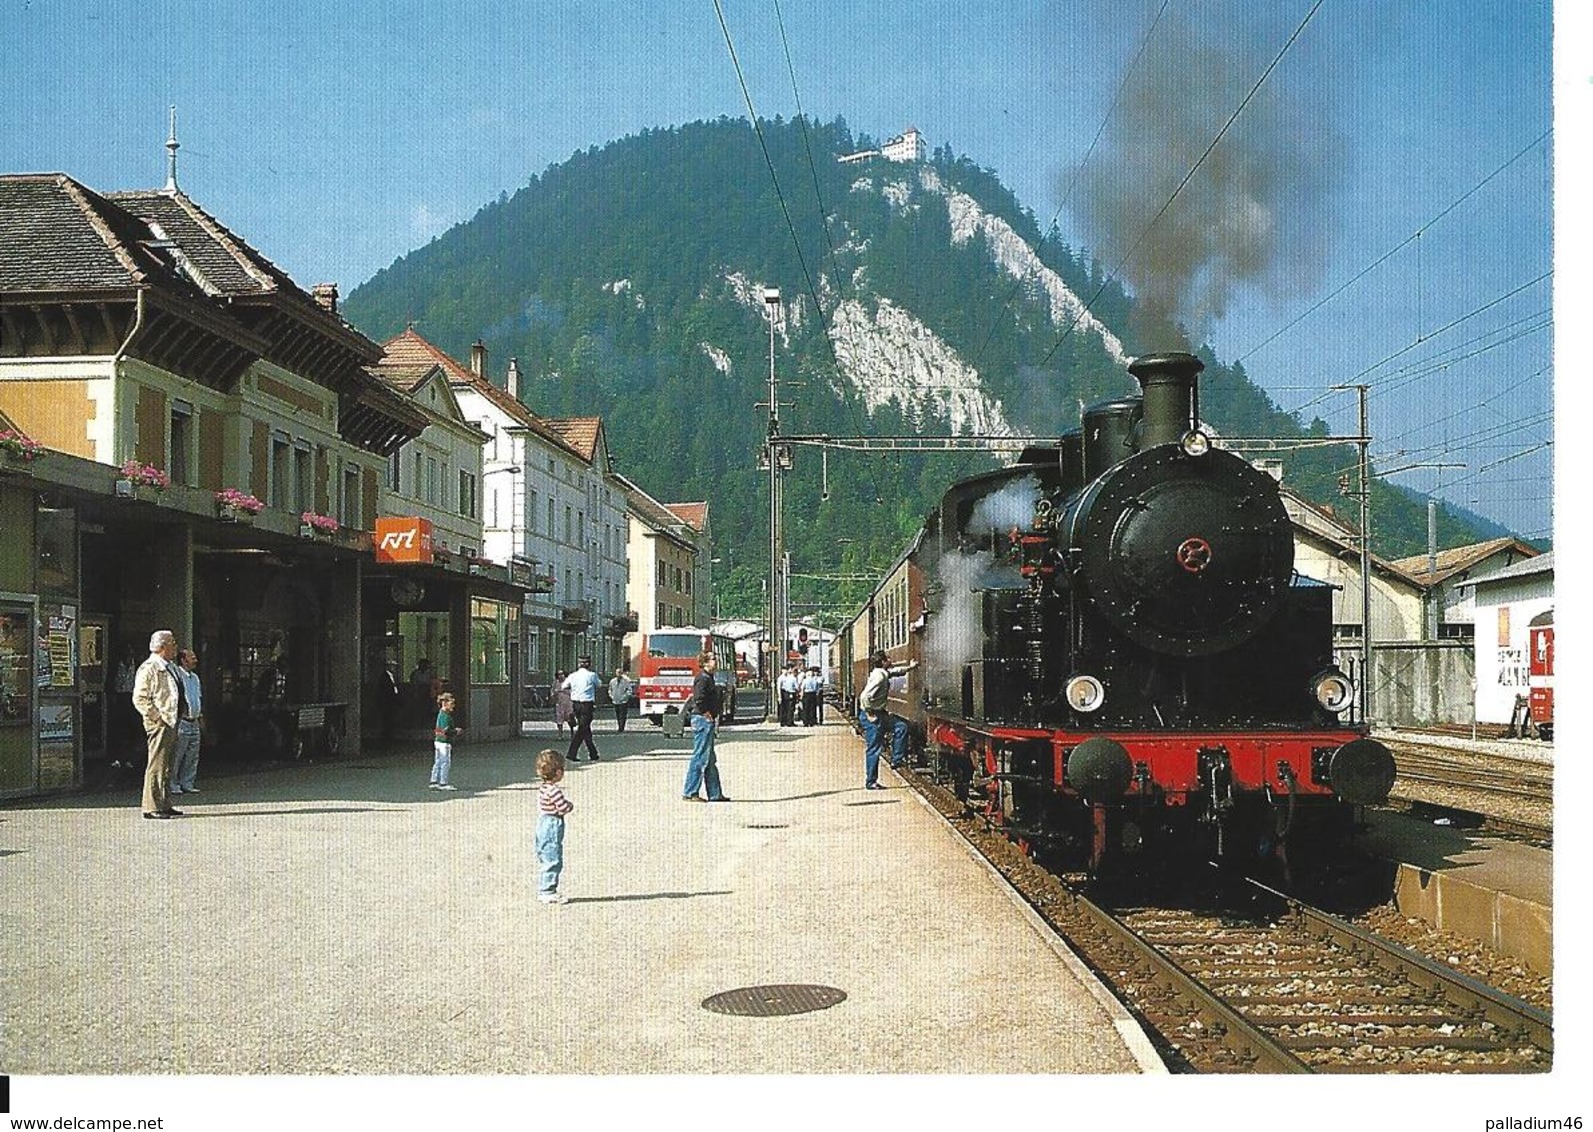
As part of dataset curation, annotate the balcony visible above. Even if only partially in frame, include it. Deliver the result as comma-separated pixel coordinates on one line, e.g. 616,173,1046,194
604,609,639,635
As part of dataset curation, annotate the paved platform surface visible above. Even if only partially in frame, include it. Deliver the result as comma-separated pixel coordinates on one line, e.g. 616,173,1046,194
1,717,1158,1076
1359,809,1552,973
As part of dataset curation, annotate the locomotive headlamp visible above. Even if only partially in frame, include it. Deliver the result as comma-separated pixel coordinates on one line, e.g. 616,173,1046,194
1311,669,1354,713
1180,429,1211,457
1065,674,1106,713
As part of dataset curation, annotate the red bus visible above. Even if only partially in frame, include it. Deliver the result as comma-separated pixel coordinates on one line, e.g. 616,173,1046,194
636,628,738,725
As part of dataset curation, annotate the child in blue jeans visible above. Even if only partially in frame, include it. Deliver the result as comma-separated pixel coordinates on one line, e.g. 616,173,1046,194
535,749,574,904
429,692,460,790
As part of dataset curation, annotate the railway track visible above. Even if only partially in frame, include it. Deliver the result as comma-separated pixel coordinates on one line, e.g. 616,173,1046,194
895,754,1552,1073
1381,737,1553,840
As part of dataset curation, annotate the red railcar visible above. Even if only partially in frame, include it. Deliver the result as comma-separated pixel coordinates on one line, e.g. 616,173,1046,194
1528,610,1553,741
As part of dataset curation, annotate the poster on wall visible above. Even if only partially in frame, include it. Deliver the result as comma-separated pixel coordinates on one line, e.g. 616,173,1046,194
46,604,78,688
38,700,74,742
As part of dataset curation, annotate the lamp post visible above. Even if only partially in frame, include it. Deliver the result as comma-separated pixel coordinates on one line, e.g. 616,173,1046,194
763,286,783,715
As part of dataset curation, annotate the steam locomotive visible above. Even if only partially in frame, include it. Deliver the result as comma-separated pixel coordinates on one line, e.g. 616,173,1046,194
834,351,1395,876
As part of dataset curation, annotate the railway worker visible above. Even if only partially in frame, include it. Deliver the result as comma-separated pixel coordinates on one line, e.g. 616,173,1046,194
800,666,823,727
858,650,914,790
681,650,730,802
777,663,800,726
562,657,601,762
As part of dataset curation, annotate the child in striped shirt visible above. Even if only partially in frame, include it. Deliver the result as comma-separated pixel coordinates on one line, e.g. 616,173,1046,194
535,749,574,905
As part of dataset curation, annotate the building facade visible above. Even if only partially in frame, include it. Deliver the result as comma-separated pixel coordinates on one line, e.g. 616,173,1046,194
379,331,632,691
617,475,708,660
1456,553,1554,727
0,172,539,797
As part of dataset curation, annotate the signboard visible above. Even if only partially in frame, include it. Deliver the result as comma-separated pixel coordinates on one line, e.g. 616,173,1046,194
374,516,435,564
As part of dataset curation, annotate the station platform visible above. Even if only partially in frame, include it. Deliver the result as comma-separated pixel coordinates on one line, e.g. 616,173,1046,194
1358,809,1552,974
0,716,1161,1077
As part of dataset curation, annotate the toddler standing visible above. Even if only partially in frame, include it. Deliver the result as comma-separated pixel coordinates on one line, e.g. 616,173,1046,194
535,749,574,904
429,692,459,790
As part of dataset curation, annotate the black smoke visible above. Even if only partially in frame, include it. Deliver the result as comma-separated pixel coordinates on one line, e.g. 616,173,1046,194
1062,13,1347,350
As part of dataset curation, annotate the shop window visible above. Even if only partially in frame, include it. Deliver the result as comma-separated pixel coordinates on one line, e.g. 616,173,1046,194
0,606,36,728
35,503,78,596
471,598,516,684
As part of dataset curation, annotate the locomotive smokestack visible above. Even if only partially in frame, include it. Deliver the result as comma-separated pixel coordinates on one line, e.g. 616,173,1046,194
1129,351,1203,450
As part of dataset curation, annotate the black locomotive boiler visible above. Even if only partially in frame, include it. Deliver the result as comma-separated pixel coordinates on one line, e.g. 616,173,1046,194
837,351,1394,875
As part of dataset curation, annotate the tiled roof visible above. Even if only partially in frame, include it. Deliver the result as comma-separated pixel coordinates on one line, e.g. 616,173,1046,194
1455,550,1554,589
614,474,701,546
544,417,601,461
380,329,586,461
1390,538,1540,586
663,502,708,532
368,362,438,395
0,173,197,294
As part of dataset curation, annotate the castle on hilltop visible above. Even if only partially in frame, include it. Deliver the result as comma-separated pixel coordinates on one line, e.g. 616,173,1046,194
838,126,925,165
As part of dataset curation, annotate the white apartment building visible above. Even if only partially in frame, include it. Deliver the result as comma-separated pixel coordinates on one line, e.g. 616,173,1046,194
378,330,631,685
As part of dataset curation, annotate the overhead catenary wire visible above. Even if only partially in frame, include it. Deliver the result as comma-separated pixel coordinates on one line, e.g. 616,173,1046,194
1237,128,1551,366
771,0,849,312
1037,0,1327,370
967,0,1173,376
711,0,843,378
1287,270,1552,416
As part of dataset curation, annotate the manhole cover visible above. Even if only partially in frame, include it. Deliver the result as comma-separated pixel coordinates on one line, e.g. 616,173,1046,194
701,984,847,1017
744,822,790,829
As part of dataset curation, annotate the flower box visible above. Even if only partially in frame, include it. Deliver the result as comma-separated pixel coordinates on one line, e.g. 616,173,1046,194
114,479,163,504
299,511,340,538
0,430,45,465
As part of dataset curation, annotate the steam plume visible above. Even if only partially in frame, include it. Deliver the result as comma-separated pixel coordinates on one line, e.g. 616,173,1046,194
1062,15,1345,347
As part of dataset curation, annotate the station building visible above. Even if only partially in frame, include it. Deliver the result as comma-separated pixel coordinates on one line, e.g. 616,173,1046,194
0,172,527,797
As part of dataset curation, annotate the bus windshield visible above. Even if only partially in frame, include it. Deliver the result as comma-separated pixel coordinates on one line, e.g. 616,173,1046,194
647,633,704,659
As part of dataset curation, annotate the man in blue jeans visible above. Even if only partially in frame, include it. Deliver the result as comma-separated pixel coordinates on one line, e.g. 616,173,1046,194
681,651,730,802
858,650,913,790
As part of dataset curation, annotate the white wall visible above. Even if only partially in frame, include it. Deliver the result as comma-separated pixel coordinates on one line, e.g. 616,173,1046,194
1469,575,1553,724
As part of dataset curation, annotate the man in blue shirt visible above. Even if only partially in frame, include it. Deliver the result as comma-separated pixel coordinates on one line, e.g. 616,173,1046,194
562,657,601,762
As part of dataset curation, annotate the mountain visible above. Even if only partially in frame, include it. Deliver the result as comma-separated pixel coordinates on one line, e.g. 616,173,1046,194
342,116,1504,620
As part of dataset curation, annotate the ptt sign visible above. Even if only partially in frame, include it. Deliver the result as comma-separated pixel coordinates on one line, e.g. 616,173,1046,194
374,516,435,564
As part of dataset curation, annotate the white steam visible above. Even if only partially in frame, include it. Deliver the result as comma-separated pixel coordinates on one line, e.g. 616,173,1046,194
922,549,991,699
966,476,1042,538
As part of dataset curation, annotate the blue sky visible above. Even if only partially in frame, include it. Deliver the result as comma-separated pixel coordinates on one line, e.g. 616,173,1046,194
1,0,1559,542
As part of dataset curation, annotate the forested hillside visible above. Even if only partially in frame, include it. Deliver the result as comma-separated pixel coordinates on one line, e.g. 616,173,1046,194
344,116,1504,620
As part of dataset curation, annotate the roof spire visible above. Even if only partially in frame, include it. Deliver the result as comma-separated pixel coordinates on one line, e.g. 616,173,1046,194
163,106,180,194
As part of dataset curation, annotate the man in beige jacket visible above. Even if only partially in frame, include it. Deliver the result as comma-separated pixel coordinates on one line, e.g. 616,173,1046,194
131,629,185,819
